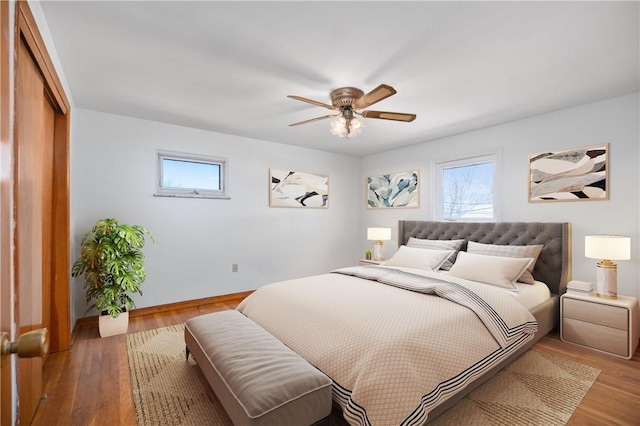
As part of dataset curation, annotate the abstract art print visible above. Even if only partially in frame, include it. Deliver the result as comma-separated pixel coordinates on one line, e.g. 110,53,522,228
269,169,329,208
367,170,419,208
529,143,608,202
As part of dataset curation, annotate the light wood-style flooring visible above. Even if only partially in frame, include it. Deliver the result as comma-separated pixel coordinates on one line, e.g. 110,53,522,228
32,295,640,426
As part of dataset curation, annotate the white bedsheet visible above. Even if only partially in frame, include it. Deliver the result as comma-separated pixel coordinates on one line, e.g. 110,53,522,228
511,281,552,310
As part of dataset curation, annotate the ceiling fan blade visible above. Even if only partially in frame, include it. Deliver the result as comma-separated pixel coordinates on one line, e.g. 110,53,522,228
287,95,337,110
361,110,417,122
352,84,397,110
289,114,337,127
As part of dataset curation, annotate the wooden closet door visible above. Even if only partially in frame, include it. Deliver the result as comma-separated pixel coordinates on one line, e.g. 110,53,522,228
15,38,52,425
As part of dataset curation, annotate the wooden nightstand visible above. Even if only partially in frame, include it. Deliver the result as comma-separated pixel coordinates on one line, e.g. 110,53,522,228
359,259,383,266
561,292,639,359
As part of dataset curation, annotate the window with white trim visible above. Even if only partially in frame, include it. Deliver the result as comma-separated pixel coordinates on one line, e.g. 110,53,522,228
155,151,229,199
434,152,500,221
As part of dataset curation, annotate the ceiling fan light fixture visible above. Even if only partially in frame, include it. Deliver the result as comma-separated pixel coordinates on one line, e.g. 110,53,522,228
330,114,365,139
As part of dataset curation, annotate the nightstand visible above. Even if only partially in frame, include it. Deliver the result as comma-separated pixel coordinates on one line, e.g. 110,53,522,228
561,292,639,359
359,259,383,266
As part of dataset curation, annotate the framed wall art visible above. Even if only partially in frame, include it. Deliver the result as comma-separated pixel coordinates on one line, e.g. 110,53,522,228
269,169,329,208
528,143,608,202
367,169,419,209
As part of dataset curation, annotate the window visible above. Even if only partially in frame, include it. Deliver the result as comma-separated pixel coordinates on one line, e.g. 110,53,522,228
434,151,500,221
156,151,229,199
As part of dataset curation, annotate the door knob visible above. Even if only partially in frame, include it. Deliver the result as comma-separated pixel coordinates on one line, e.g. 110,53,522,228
0,328,49,365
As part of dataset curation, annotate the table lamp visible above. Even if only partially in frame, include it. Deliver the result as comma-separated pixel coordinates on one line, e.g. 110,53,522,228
585,235,630,299
367,227,391,261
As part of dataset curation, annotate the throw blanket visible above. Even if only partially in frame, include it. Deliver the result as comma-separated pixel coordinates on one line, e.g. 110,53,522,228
237,266,537,426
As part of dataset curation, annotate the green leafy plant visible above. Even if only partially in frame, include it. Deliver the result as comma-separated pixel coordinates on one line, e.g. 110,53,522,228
72,218,153,318
364,249,372,255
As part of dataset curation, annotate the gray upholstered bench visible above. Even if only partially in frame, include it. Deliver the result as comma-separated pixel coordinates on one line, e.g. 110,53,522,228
184,310,332,426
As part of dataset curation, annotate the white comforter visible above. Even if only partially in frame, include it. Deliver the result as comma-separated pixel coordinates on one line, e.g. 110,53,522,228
237,266,537,426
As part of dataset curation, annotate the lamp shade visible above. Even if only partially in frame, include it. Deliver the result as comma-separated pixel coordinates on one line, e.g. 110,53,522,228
585,235,630,260
367,227,391,241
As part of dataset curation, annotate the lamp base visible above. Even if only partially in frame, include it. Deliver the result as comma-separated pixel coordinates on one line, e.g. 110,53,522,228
373,241,385,261
596,262,617,299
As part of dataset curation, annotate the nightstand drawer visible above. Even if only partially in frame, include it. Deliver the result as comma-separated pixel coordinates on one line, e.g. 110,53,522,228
562,317,629,357
563,297,628,330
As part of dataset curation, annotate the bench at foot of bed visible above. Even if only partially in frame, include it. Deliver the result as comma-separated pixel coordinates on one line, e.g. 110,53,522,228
185,310,332,426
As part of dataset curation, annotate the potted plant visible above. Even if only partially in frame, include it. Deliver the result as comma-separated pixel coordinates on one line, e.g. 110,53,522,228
72,218,153,337
364,249,372,260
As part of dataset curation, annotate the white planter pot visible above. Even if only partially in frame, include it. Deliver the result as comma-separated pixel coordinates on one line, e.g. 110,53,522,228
98,310,129,337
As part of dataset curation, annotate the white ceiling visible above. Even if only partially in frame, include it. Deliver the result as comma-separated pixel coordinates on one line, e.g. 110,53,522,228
39,1,639,157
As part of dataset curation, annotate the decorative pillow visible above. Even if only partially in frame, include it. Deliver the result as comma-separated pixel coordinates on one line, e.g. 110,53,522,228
406,238,465,270
448,251,533,290
384,246,454,271
466,241,543,284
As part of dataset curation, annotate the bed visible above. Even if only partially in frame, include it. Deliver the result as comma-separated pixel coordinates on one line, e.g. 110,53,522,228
237,221,571,425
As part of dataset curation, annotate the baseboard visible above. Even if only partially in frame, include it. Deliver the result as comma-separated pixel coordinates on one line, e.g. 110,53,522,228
71,290,254,341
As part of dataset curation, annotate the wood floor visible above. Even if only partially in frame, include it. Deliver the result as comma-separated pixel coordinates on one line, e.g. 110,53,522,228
32,295,640,426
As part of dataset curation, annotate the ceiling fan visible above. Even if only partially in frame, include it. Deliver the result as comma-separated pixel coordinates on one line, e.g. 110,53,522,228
288,84,416,139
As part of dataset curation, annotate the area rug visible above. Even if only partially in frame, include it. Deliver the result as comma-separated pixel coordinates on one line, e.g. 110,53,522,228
126,324,600,426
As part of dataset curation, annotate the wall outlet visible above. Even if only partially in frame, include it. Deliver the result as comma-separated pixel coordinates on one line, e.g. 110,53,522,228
232,264,238,273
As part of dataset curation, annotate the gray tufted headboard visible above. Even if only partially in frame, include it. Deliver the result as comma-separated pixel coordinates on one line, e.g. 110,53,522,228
397,221,572,295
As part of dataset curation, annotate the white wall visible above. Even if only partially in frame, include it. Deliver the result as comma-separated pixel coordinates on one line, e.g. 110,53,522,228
71,109,361,322
72,94,640,325
361,93,640,301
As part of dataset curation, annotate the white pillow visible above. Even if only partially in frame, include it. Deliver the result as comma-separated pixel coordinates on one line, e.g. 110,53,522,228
384,246,454,271
467,241,543,284
406,238,465,270
448,251,533,290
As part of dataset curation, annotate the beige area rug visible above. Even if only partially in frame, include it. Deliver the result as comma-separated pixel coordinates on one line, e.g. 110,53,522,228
126,325,600,426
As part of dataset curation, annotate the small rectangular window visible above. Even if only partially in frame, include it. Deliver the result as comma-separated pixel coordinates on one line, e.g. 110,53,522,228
435,152,500,221
156,151,229,199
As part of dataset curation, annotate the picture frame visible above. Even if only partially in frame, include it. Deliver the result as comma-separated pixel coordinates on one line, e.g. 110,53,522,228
528,143,608,202
367,169,419,209
269,169,329,208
